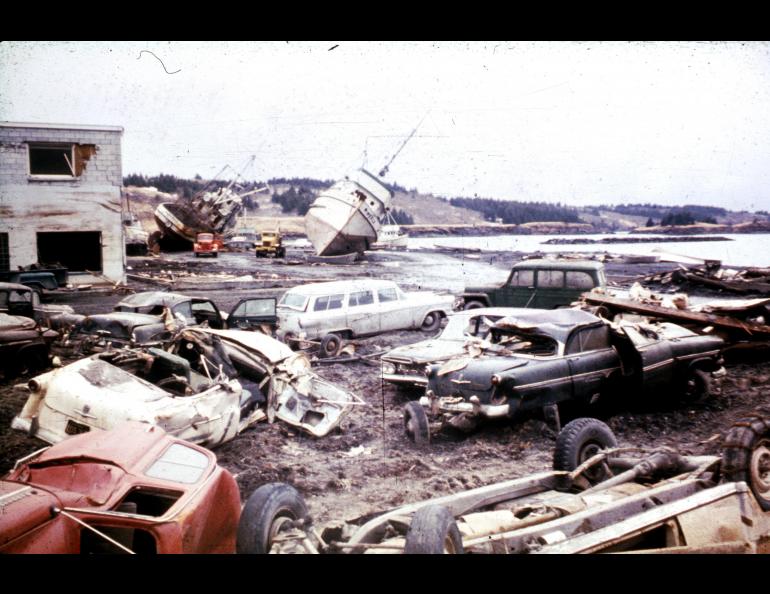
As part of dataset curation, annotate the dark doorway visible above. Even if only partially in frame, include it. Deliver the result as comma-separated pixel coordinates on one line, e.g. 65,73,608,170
37,231,102,272
0,233,8,272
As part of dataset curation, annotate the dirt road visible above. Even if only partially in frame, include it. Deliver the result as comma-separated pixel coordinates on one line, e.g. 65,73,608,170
2,246,769,529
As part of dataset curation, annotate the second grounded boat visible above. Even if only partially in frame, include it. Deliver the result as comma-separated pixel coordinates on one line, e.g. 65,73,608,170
304,169,393,257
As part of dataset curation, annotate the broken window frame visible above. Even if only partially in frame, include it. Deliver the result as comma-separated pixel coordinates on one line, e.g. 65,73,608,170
27,143,78,178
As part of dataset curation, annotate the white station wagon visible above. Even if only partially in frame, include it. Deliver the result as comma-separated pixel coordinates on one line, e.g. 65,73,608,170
277,280,455,356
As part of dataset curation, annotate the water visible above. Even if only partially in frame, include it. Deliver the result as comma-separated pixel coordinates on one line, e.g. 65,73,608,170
408,233,770,268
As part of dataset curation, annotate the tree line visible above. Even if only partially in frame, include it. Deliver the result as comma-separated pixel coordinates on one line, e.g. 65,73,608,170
448,197,583,225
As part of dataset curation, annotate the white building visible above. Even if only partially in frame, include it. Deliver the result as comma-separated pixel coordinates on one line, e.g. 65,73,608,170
0,122,125,285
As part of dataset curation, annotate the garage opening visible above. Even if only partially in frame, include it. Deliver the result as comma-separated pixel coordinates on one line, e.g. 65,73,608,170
0,233,8,272
37,231,102,272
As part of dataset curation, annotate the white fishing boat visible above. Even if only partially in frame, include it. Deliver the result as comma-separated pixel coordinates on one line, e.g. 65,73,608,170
304,169,392,257
372,215,409,250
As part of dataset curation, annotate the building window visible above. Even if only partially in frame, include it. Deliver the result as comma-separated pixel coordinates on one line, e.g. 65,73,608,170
28,143,77,177
37,231,102,272
0,233,9,272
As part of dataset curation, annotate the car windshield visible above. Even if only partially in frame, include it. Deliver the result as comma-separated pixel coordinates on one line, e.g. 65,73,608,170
442,314,503,340
278,293,309,312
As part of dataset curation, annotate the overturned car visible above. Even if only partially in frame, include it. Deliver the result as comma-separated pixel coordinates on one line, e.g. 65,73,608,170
406,309,725,442
242,416,770,554
12,327,363,446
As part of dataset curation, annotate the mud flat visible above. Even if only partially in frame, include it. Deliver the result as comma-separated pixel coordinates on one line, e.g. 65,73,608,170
2,246,770,528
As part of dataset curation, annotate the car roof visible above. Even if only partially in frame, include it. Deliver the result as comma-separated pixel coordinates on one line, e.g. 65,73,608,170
116,291,191,309
0,282,32,292
493,309,602,344
283,279,398,297
512,259,604,271
83,312,164,327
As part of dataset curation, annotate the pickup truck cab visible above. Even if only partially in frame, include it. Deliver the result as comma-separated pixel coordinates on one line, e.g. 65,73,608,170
462,260,606,310
193,233,219,258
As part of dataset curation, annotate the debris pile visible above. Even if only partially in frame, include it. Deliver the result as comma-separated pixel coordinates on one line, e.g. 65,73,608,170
643,262,770,296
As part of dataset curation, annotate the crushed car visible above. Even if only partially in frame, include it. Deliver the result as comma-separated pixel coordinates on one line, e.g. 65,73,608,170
406,309,725,442
276,279,455,357
381,307,528,390
65,291,278,353
239,415,770,554
12,327,363,446
0,421,293,554
0,313,59,379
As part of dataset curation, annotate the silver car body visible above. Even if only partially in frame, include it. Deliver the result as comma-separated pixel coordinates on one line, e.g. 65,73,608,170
276,279,455,341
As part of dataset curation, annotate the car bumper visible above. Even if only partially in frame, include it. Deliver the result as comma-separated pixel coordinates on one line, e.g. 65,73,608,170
419,392,512,419
382,372,428,387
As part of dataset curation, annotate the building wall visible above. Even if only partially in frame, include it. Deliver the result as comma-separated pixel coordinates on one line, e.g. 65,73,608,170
0,124,125,284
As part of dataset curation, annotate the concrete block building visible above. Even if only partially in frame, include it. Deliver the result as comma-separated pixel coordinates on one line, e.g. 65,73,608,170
0,122,125,284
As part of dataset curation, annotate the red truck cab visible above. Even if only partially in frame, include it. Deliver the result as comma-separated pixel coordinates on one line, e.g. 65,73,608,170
193,233,220,258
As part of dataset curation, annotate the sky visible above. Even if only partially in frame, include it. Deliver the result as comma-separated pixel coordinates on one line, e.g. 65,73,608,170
2,40,770,211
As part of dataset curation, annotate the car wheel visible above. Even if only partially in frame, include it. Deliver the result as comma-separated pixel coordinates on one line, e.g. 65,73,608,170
722,415,770,512
553,417,617,484
236,483,309,554
404,505,463,554
463,300,485,310
682,368,712,402
319,333,341,358
420,311,442,332
403,401,430,445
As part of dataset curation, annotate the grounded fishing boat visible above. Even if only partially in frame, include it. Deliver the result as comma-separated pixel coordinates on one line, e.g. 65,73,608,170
372,211,409,250
153,187,243,251
304,169,392,257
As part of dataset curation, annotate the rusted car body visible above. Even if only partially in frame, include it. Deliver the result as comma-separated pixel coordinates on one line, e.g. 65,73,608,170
12,327,361,445
1,422,242,553
248,417,770,554
413,310,724,438
276,279,455,345
381,307,528,388
0,313,59,378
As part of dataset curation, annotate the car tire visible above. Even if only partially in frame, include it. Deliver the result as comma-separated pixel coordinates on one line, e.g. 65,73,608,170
721,415,770,512
319,333,341,358
236,483,309,554
420,311,442,332
682,368,712,402
553,417,617,483
404,505,463,554
463,300,485,310
403,401,430,445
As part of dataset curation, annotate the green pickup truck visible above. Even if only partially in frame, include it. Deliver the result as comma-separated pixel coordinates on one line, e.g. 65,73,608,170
461,259,606,310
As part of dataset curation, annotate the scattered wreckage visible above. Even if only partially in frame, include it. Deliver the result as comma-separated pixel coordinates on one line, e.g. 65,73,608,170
242,416,770,554
277,280,455,357
0,422,279,553
461,259,606,310
12,327,363,446
381,307,528,389
406,309,725,442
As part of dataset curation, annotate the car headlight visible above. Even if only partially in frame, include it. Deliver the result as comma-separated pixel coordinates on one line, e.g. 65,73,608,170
382,362,396,375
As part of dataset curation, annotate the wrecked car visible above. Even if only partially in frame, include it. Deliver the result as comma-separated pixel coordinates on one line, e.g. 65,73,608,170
461,259,606,310
12,327,362,446
1,422,262,553
0,313,59,379
277,280,455,357
241,416,770,554
65,312,173,354
0,281,75,327
381,307,528,390
407,309,725,442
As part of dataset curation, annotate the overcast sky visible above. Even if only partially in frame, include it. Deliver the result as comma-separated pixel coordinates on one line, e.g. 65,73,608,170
2,40,769,211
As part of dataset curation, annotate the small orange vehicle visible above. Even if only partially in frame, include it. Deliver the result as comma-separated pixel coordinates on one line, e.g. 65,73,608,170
0,422,261,554
193,233,221,258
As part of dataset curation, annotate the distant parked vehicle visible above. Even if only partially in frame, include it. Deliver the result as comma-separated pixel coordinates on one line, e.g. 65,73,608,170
276,280,455,357
461,259,606,310
193,232,220,258
255,230,285,258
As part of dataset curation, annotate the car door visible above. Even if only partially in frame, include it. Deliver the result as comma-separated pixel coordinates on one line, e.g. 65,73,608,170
190,299,224,329
226,298,277,331
564,325,621,404
533,270,565,309
499,269,536,307
346,289,380,335
377,286,407,331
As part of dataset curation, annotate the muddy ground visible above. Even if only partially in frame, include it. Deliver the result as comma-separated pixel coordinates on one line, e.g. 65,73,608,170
2,244,769,529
